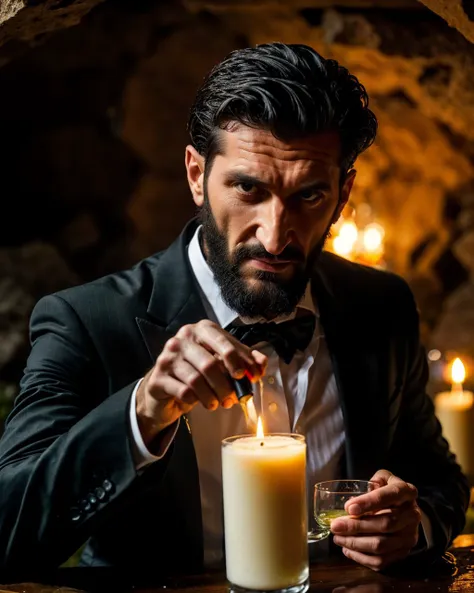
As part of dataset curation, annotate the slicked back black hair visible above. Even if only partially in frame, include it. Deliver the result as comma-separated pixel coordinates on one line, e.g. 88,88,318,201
187,42,377,174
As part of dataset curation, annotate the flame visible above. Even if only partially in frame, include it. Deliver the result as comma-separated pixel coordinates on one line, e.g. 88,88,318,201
256,416,264,439
452,358,466,384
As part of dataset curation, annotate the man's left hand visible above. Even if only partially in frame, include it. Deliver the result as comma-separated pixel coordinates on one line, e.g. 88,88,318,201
330,469,422,571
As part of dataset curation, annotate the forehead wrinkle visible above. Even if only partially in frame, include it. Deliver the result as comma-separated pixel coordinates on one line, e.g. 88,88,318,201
234,136,335,164
232,150,336,192
219,126,341,192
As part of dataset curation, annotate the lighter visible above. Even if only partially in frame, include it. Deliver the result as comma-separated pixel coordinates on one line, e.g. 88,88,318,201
233,374,254,404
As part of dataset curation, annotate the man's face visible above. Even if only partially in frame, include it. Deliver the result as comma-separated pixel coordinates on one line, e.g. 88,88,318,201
186,125,355,319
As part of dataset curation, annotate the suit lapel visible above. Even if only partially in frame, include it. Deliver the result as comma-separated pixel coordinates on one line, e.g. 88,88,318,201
136,219,209,358
135,219,207,568
313,257,389,480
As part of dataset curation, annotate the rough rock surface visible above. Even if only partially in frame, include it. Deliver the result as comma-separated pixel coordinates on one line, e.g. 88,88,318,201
0,0,106,43
0,0,473,389
419,0,474,44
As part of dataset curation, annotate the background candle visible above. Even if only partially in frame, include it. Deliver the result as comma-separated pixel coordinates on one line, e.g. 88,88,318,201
435,358,474,479
222,421,308,592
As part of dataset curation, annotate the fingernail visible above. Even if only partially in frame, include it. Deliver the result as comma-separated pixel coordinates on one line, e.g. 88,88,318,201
232,369,245,379
348,504,361,516
330,520,345,533
247,370,262,383
207,400,218,411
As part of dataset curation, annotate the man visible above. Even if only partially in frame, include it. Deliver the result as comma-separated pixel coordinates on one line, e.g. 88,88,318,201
0,42,469,581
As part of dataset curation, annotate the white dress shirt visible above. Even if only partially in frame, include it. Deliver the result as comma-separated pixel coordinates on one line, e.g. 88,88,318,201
128,226,433,566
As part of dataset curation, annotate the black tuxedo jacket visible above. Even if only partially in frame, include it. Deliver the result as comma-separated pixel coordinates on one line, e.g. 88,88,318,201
0,219,469,579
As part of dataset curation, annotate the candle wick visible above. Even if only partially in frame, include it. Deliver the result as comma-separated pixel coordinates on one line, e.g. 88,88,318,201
260,441,264,447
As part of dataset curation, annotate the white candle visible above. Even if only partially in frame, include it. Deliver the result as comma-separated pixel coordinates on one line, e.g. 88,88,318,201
435,358,474,477
222,422,308,592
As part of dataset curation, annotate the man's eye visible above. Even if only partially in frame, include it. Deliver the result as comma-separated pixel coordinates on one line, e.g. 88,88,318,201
235,182,258,194
300,190,325,203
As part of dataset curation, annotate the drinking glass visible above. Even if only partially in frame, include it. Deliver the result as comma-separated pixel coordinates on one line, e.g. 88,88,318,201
308,480,378,542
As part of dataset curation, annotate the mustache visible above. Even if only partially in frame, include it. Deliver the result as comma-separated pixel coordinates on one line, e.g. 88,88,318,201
233,243,305,265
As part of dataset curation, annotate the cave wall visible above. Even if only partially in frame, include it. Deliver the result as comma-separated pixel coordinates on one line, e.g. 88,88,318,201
0,0,474,393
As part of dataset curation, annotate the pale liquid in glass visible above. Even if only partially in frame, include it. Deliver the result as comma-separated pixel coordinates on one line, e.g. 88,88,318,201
315,509,348,529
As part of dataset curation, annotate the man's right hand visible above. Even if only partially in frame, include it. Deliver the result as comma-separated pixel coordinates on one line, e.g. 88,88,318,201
136,320,267,446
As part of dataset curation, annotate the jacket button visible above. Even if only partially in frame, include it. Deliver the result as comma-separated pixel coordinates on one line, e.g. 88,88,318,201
70,507,82,522
88,494,98,506
103,479,114,493
95,487,106,501
80,499,92,513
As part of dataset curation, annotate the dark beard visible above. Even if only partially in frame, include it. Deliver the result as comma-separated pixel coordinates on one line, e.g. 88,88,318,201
199,193,331,320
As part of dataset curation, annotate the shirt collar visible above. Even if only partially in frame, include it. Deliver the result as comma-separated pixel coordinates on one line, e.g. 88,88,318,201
187,225,318,328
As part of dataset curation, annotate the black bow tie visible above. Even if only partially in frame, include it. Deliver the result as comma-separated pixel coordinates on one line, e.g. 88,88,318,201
227,315,316,364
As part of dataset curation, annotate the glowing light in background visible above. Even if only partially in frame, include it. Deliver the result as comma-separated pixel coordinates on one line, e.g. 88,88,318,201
328,209,385,268
363,223,384,252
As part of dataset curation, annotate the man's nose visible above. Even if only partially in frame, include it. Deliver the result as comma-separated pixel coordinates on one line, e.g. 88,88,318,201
255,198,292,255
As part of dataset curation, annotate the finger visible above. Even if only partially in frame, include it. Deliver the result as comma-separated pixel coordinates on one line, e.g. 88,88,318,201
179,341,237,406
331,502,422,535
341,546,409,572
369,470,418,498
369,469,393,487
251,349,268,379
344,478,418,516
156,337,180,371
333,532,406,556
153,374,197,412
171,357,220,410
191,320,264,379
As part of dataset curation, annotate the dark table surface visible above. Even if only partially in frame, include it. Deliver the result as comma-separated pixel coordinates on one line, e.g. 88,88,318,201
1,535,473,593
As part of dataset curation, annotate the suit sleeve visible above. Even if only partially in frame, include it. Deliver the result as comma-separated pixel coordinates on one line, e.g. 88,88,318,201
0,294,171,574
387,282,470,565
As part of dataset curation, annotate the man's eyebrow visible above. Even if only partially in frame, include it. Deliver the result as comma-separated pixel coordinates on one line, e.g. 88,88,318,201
224,171,267,187
225,171,332,194
294,180,332,194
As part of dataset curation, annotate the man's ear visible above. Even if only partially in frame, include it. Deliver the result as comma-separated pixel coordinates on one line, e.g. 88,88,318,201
185,145,205,207
333,169,356,223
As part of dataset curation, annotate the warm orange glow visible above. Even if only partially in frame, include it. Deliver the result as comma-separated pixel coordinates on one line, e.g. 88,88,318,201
452,358,466,385
339,220,358,244
362,223,384,253
256,416,264,439
332,234,354,257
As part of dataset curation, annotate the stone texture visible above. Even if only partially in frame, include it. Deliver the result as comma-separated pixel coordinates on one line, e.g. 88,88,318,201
0,0,106,46
0,1,24,27
419,0,474,44
0,0,187,280
453,231,474,274
0,0,473,389
184,0,422,10
430,282,474,369
121,10,243,255
0,242,78,377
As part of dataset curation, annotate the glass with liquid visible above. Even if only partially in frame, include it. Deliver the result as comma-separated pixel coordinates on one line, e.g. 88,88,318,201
308,480,378,541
